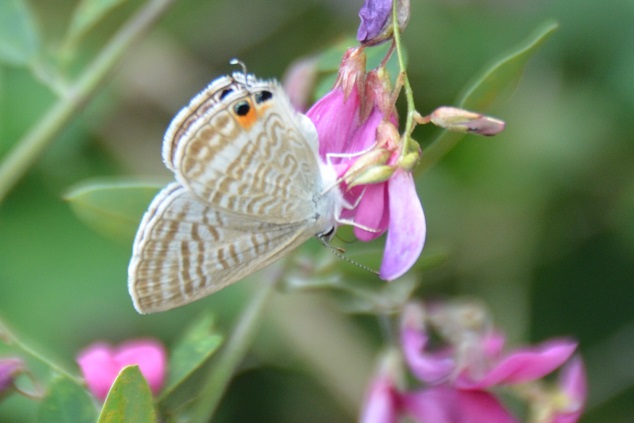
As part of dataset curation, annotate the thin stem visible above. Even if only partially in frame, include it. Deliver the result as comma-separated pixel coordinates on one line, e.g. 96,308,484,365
0,0,179,205
0,318,82,385
390,0,419,158
190,273,280,423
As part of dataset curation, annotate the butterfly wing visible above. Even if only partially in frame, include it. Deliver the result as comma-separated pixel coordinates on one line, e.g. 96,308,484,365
163,75,326,225
128,183,312,313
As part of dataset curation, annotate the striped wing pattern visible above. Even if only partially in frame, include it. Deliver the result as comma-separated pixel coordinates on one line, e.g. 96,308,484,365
129,183,311,312
168,75,322,223
128,73,336,313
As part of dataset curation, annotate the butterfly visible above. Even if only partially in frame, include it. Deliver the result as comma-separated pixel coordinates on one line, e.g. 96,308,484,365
128,72,345,313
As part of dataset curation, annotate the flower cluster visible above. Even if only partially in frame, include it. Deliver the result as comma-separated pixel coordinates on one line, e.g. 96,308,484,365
77,339,166,401
306,47,426,281
361,302,586,423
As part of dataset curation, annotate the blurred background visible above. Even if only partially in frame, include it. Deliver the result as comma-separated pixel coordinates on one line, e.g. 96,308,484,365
1,0,633,421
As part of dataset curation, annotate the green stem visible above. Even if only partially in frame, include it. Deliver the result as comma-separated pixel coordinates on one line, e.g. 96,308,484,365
190,274,279,423
390,0,418,157
0,318,82,385
0,0,179,205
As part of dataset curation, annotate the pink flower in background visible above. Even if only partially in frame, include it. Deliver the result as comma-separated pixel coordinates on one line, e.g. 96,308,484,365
400,386,519,423
401,303,578,390
359,351,402,423
307,47,425,281
0,358,23,397
360,302,586,423
538,356,587,423
556,357,587,422
77,339,166,400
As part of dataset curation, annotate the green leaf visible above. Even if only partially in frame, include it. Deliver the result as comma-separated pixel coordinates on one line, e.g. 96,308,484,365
66,0,129,45
418,21,559,173
0,0,40,66
459,21,559,110
161,313,223,399
36,376,97,423
64,179,164,242
97,366,156,423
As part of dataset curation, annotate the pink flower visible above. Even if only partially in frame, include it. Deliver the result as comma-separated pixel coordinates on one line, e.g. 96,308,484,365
551,357,586,423
359,352,401,423
530,356,586,423
400,303,577,390
77,339,166,400
306,47,425,280
0,358,23,396
401,387,519,423
455,337,577,390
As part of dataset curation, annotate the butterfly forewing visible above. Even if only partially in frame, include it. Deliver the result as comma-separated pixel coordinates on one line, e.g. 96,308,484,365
168,75,323,223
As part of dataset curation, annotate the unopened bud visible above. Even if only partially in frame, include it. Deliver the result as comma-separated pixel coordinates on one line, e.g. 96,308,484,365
430,106,505,136
397,149,420,172
357,0,410,46
348,164,396,188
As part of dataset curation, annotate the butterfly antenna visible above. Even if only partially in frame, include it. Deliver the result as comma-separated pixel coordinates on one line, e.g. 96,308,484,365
317,235,379,275
229,58,248,76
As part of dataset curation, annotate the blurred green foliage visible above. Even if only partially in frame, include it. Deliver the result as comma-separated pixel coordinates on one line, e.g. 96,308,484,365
1,0,633,421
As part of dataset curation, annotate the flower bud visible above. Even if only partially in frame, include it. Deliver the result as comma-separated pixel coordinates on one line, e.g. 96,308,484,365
357,0,410,46
348,165,396,188
343,148,391,186
430,106,505,136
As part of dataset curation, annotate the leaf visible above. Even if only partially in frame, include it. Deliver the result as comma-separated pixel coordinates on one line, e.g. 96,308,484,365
66,0,129,45
161,313,223,399
64,179,164,242
36,376,97,423
97,366,156,423
0,0,40,66
459,21,559,110
418,21,559,173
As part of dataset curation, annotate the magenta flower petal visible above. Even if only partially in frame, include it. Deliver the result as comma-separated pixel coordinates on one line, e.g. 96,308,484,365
401,387,518,423
77,339,166,400
552,356,586,423
353,183,389,241
379,170,426,280
307,85,361,159
359,369,399,423
455,389,519,423
400,387,456,423
77,343,120,400
347,106,386,156
113,340,167,395
0,358,24,393
458,339,577,389
401,303,454,383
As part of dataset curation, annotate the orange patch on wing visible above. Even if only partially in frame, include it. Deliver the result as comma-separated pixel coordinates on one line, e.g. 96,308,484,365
234,102,258,130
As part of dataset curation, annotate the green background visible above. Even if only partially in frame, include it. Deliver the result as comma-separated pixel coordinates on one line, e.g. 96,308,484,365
1,0,633,421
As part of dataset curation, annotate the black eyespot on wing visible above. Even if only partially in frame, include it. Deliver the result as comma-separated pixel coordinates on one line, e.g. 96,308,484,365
255,90,273,104
219,88,234,100
234,101,250,116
